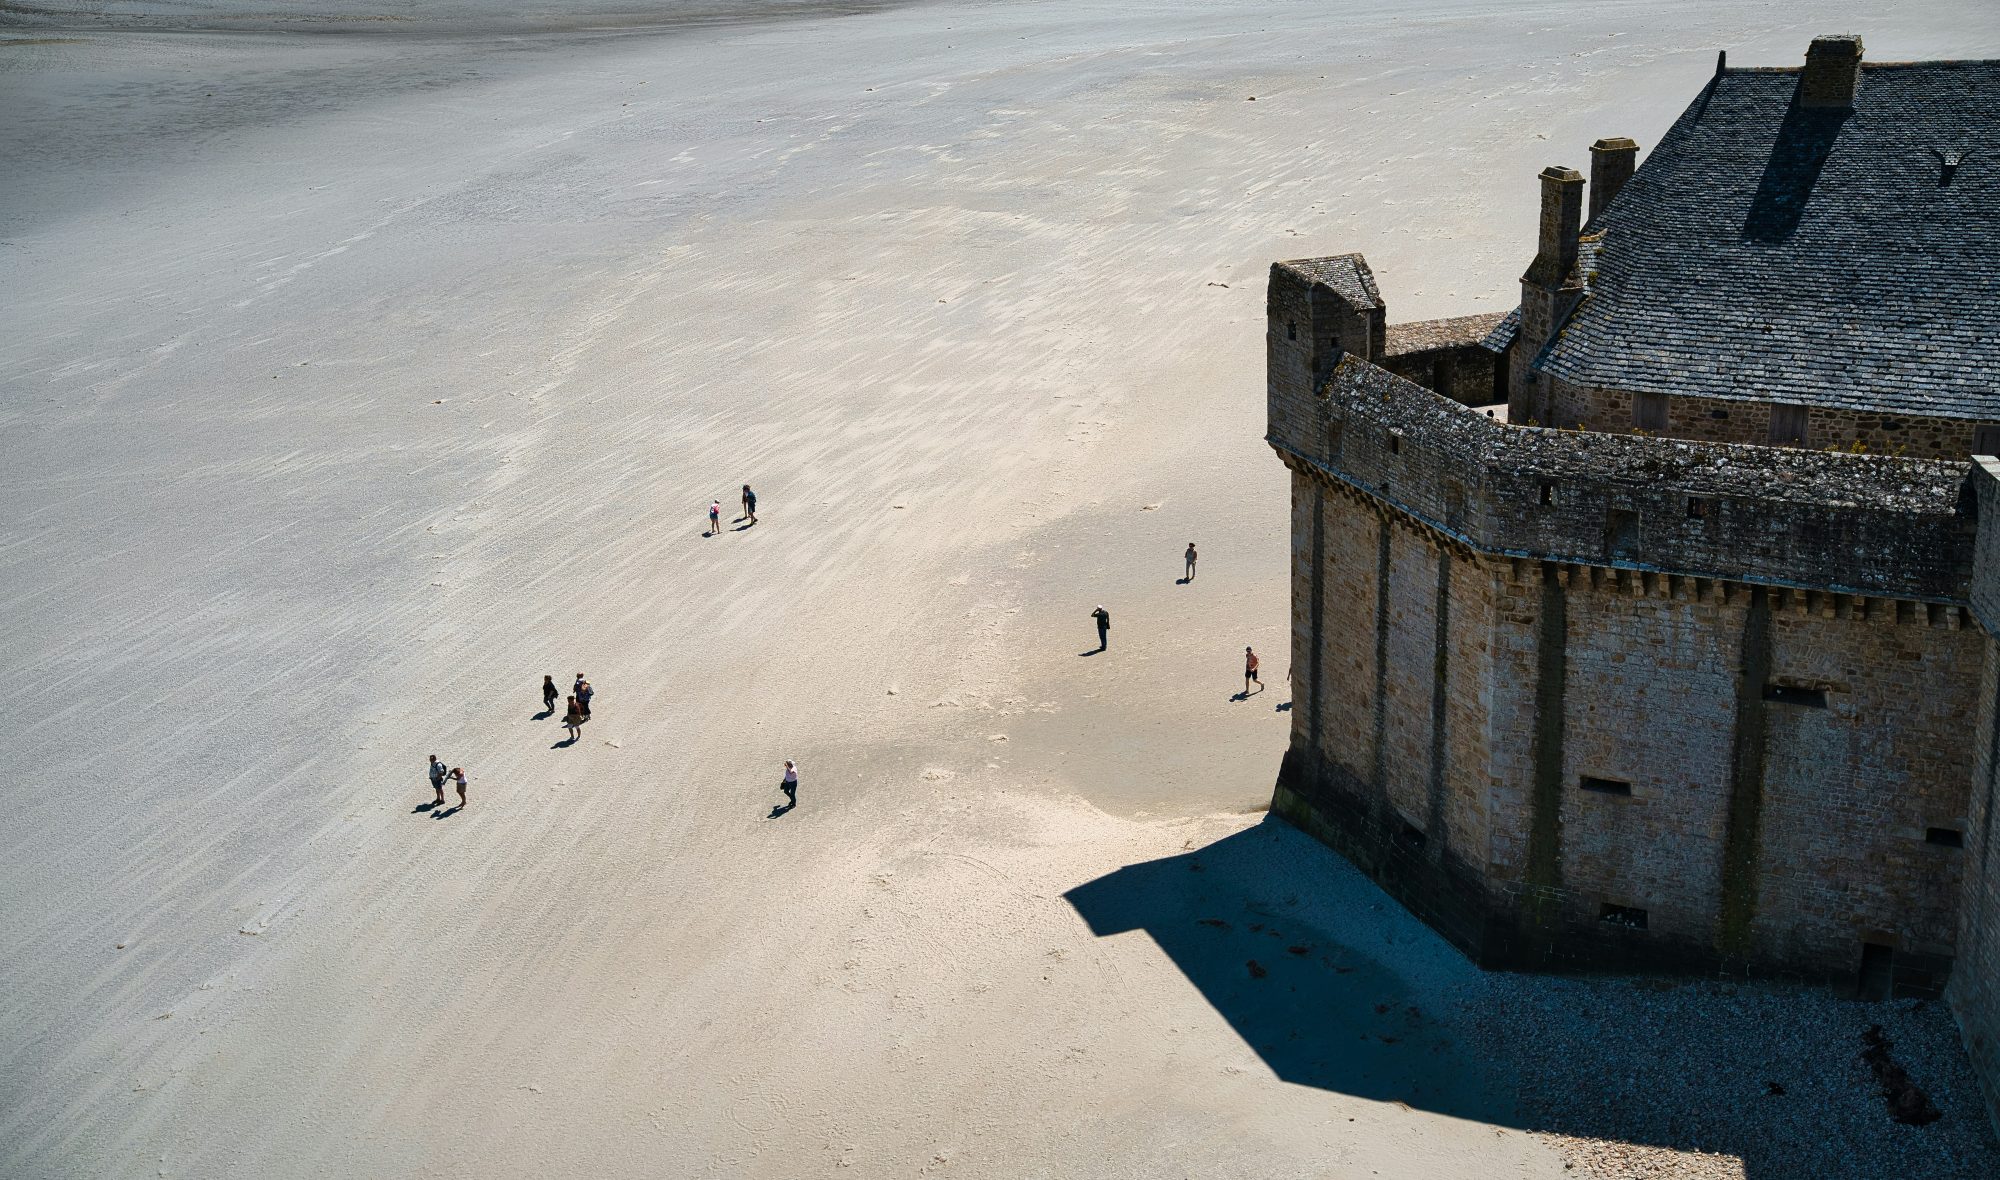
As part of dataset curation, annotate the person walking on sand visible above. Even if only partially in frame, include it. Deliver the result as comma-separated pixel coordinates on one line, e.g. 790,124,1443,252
1185,542,1198,581
542,674,558,714
563,695,583,742
1244,646,1261,696
781,759,799,806
741,483,757,525
577,678,594,721
428,754,448,806
450,766,468,808
1090,605,1110,652
709,500,722,535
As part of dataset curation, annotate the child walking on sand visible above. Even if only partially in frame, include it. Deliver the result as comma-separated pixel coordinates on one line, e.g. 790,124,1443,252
1244,646,1261,695
709,501,722,535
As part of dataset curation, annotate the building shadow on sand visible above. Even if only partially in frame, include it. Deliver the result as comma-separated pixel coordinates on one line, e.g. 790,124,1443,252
1064,817,1508,1124
1063,816,2000,1179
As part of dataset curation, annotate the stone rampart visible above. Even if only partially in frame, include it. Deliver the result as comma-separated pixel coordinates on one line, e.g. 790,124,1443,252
1270,354,1977,603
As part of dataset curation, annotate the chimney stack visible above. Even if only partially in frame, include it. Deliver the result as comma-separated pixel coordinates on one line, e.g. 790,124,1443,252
1589,138,1639,222
1799,34,1863,109
1528,166,1585,286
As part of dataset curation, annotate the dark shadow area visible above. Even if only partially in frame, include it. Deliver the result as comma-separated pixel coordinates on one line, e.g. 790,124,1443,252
1078,648,1103,657
767,801,795,819
552,735,578,749
1275,700,1293,712
734,522,755,532
533,708,554,720
1176,577,1190,585
1066,817,2000,1177
412,801,438,813
1065,818,1509,1123
1231,685,1265,702
1742,101,1850,243
431,805,463,819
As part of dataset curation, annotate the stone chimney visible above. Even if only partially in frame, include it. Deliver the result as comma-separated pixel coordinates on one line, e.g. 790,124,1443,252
1799,35,1863,109
1510,165,1589,424
1589,138,1639,222
1527,166,1585,285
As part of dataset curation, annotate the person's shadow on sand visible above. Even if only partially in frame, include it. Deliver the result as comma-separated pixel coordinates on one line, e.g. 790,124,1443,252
533,707,555,720
768,801,795,819
1176,577,1190,585
413,801,438,813
431,805,463,820
1231,685,1266,702
552,735,579,749
734,522,755,532
1078,648,1103,657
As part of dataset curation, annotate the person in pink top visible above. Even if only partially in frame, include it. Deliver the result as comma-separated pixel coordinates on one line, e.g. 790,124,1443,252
708,501,722,536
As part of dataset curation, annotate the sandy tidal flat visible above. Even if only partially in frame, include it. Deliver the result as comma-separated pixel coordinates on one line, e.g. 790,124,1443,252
4,1,1999,1176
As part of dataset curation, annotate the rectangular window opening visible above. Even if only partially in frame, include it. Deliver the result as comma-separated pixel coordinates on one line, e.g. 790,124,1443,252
1581,775,1632,796
1388,431,1403,455
1975,425,2000,457
1769,404,1810,447
1605,509,1641,558
1633,391,1668,432
1599,903,1648,930
1709,408,1731,421
1858,942,1895,1001
1539,481,1558,506
1686,496,1713,520
1926,827,1965,848
1762,683,1828,708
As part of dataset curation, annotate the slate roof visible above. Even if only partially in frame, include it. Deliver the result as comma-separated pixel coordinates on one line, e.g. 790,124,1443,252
1384,311,1511,356
1276,254,1383,310
1481,307,1520,353
1535,61,2000,421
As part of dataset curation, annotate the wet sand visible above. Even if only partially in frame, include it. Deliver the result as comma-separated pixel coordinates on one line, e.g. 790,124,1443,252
3,2,1997,1176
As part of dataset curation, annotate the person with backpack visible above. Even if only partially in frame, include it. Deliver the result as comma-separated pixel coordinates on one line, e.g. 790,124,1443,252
741,484,758,525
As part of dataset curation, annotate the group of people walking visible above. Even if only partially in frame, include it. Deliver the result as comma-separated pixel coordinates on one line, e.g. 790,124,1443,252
427,754,469,810
1089,542,1262,697
544,673,594,742
419,533,1259,820
422,670,803,814
708,484,758,536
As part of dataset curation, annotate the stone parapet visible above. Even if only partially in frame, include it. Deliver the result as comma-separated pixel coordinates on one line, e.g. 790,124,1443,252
1269,354,1977,602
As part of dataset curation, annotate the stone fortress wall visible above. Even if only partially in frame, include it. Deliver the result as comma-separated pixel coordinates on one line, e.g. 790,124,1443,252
1267,35,2000,1119
1269,274,1984,986
1956,459,2000,1132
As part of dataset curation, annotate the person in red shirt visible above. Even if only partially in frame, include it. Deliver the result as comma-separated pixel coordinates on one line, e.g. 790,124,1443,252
1244,646,1261,696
